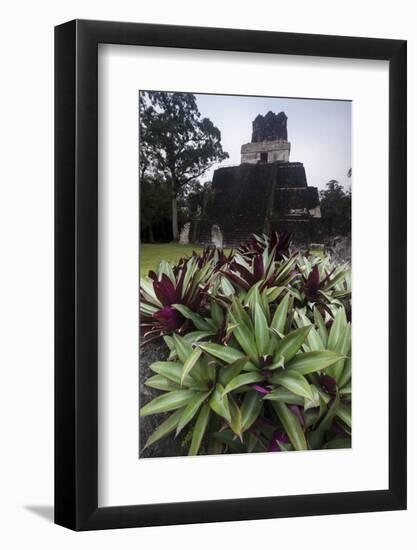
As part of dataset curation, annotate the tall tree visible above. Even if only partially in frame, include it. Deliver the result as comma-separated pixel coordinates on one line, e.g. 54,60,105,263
184,180,213,219
140,177,171,242
320,180,351,236
139,92,229,240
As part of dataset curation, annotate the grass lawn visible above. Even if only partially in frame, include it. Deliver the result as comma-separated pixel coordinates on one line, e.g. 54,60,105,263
140,243,207,279
140,242,325,279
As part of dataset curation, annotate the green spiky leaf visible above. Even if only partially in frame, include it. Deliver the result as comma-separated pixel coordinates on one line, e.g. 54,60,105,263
209,384,231,422
241,390,264,431
272,402,307,451
181,347,203,386
189,404,211,456
286,350,344,375
222,372,264,396
270,370,314,400
274,325,312,363
176,391,211,436
140,390,195,417
143,409,183,450
254,303,270,356
199,343,247,365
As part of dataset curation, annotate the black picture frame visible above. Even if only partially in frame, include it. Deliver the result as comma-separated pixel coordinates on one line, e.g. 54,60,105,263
55,19,407,531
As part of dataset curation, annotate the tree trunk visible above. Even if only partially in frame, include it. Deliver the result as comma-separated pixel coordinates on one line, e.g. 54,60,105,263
149,225,155,243
171,194,179,241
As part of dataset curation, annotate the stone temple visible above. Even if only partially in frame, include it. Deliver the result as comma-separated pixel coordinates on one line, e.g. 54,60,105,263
194,111,322,247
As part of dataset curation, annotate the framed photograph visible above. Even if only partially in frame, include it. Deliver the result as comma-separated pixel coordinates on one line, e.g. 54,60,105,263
55,19,407,530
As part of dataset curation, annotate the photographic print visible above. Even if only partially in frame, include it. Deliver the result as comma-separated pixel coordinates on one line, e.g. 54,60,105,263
139,91,352,458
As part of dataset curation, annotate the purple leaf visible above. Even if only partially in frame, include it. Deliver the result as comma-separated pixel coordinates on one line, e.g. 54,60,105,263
307,265,320,291
321,266,337,286
252,384,270,395
303,265,321,299
271,231,291,260
233,262,255,284
153,274,179,306
253,254,265,280
269,430,290,452
153,305,183,330
148,270,158,281
318,374,337,395
175,264,187,297
225,271,251,291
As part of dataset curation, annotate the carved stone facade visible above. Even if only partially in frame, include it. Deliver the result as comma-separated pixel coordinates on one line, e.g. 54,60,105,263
241,111,291,164
210,224,223,248
179,222,191,244
241,140,290,164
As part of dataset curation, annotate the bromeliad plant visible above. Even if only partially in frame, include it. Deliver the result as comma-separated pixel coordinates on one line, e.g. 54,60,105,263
237,231,291,261
140,276,352,454
219,247,299,297
140,255,216,344
140,247,236,345
293,253,351,318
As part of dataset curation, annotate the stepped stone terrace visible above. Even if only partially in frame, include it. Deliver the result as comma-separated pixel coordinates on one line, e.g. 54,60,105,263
194,111,322,247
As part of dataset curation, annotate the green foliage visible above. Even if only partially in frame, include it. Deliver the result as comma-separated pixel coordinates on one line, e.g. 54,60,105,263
140,177,172,242
320,179,351,236
140,243,228,279
140,232,352,455
139,91,229,240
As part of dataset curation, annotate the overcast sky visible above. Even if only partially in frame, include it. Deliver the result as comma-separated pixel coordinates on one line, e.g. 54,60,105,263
194,93,351,190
